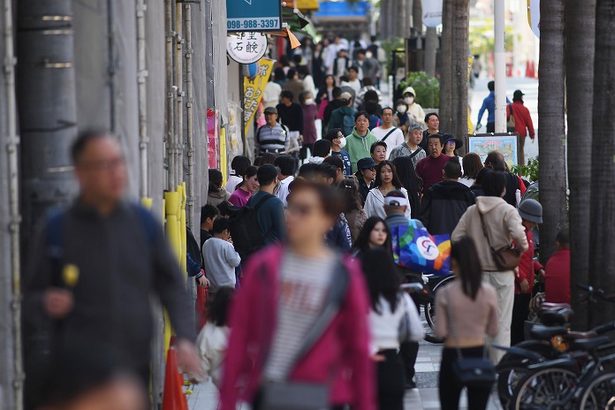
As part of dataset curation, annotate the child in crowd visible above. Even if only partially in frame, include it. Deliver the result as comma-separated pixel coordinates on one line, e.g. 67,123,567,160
196,287,234,387
202,218,241,291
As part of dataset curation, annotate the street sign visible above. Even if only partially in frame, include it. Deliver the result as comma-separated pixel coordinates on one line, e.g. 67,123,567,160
227,0,282,32
422,0,442,27
227,32,268,64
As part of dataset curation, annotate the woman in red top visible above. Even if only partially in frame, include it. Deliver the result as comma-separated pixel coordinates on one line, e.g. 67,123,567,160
220,180,375,410
512,199,544,345
544,229,571,304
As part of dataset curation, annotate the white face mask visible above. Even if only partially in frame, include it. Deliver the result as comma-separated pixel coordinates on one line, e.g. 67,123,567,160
396,105,407,114
404,96,415,105
365,51,373,59
338,136,347,149
305,98,315,105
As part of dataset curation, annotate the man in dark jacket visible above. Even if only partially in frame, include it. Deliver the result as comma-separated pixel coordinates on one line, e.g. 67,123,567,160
247,164,286,245
420,160,475,235
23,131,201,405
355,157,376,204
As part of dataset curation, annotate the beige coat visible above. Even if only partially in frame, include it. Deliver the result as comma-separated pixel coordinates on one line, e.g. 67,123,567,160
452,196,528,272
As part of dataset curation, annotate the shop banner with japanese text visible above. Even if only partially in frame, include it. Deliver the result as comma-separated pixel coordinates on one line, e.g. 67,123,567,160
243,58,274,135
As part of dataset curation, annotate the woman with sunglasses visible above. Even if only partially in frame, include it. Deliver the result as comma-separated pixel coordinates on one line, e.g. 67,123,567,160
220,179,375,410
364,160,410,219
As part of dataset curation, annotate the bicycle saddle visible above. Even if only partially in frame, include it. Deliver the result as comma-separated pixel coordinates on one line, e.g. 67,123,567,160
539,307,574,326
541,302,572,310
571,336,611,351
530,324,568,340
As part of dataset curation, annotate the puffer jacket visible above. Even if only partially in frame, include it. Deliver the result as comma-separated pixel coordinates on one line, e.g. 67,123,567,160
451,196,528,272
420,180,475,235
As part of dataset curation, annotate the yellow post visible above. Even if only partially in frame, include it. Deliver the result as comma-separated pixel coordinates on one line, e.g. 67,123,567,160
141,197,153,210
164,190,182,265
219,127,228,185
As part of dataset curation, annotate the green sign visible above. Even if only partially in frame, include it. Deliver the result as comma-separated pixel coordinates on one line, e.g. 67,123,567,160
227,0,282,32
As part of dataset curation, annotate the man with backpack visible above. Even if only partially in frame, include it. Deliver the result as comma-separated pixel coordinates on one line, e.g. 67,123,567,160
231,165,285,261
22,130,201,407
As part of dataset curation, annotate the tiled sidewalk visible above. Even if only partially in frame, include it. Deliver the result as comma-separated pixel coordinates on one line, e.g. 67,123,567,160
187,328,502,410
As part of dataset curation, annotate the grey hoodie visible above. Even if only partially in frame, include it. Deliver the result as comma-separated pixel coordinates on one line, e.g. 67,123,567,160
452,196,528,272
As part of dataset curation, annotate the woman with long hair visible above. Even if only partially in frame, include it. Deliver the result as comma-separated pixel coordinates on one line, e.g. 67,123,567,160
207,169,230,207
220,180,375,410
460,153,483,187
316,74,336,106
435,237,498,410
392,156,422,219
228,166,259,208
364,161,410,219
352,216,392,258
339,178,368,242
361,249,423,410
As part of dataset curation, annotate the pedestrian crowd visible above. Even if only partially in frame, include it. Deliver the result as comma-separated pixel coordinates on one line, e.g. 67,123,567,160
21,35,564,410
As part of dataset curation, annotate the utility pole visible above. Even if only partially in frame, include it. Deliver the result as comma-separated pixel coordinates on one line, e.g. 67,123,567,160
1,0,22,407
494,0,507,132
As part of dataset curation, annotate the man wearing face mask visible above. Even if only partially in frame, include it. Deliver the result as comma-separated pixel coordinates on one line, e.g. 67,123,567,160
401,87,426,128
324,128,353,176
394,99,410,133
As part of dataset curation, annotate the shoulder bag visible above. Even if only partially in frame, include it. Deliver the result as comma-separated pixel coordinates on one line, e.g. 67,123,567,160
478,208,522,271
445,287,496,388
381,127,398,143
259,259,350,410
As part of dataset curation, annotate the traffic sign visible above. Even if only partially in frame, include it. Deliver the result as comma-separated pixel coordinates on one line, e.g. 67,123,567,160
227,0,282,32
227,32,269,64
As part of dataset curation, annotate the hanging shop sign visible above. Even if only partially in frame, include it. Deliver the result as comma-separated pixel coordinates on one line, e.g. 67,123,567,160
243,58,275,135
227,0,282,32
227,32,268,65
527,0,540,38
422,0,442,28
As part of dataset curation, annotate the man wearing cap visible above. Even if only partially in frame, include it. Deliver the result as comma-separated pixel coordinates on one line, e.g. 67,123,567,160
255,107,289,155
328,91,356,135
355,157,376,204
401,86,426,128
508,89,535,166
512,199,544,345
389,123,427,168
384,190,425,389
415,134,452,192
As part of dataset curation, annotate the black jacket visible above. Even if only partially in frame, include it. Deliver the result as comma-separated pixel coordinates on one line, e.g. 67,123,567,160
420,180,475,235
355,172,374,205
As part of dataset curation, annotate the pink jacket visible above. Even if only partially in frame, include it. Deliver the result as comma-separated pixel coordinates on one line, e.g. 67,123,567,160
219,246,376,410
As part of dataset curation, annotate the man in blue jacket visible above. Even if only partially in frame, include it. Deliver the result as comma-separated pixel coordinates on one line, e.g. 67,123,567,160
477,80,510,132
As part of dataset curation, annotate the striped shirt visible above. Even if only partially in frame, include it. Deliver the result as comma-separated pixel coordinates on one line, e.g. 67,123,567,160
264,251,336,380
256,123,289,153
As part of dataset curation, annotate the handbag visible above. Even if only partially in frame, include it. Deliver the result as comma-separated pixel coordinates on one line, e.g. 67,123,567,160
444,288,496,388
478,208,522,271
259,260,349,410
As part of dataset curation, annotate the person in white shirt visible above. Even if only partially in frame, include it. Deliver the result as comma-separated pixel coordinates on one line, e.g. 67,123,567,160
225,155,251,193
361,248,423,410
273,155,296,207
263,76,282,109
345,66,362,96
364,160,411,219
371,107,405,158
196,287,234,387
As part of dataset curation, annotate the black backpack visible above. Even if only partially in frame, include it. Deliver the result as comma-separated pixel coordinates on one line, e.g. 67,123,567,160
229,193,274,260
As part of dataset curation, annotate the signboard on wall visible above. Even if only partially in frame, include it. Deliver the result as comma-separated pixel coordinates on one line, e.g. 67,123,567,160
468,134,519,167
227,0,282,32
227,32,268,64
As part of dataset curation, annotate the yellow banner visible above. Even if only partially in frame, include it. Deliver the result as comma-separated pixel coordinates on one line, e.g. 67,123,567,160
295,0,319,11
243,58,275,136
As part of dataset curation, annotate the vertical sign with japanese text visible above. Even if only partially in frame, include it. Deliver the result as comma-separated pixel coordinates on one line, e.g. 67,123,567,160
227,0,282,32
243,58,275,135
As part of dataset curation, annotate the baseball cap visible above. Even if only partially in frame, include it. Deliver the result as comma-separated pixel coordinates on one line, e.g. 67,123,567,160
264,106,278,115
384,193,409,207
513,90,525,100
357,157,376,170
340,91,353,101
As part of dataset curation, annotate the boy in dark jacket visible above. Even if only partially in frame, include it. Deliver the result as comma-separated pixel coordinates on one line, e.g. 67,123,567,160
420,160,475,235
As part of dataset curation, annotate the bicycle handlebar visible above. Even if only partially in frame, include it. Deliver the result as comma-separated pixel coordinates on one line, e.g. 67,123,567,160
576,284,615,303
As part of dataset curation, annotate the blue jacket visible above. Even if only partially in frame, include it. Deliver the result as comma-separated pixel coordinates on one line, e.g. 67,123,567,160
247,191,286,244
332,150,353,176
326,215,353,251
477,92,510,125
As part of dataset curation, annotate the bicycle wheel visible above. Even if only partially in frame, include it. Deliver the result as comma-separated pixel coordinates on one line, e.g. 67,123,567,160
512,367,578,410
424,275,454,330
498,341,557,409
578,372,615,410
